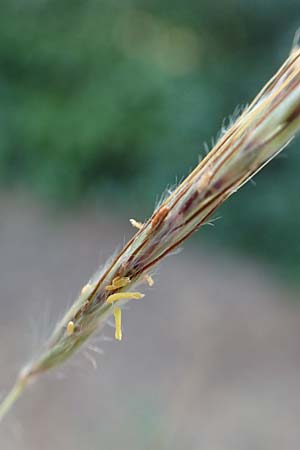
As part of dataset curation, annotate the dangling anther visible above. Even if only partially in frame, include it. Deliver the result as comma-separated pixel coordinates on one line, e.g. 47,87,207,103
106,292,144,304
114,307,122,341
144,274,154,287
130,219,143,230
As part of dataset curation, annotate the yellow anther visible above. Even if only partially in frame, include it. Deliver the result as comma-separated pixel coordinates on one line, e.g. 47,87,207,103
130,218,143,230
106,292,144,304
114,307,122,341
105,276,131,291
114,276,131,288
107,291,144,341
105,285,115,292
66,321,75,336
144,274,154,287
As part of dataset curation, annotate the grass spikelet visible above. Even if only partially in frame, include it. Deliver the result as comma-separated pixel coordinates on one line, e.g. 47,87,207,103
1,44,300,422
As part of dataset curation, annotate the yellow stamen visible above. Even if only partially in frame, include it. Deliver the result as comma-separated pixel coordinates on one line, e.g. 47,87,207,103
66,321,75,336
105,276,131,291
106,292,144,304
106,290,144,340
114,307,122,341
144,274,154,286
130,218,143,230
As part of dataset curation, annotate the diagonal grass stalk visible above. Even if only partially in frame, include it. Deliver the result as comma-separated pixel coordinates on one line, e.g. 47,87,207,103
1,43,300,423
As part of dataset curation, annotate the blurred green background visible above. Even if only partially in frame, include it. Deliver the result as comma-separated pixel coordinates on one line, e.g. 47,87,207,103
1,0,300,279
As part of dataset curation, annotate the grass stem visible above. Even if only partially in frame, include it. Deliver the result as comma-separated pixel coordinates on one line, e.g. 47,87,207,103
0,375,28,423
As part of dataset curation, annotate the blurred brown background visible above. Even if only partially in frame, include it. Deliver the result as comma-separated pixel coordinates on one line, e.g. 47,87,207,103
1,193,300,450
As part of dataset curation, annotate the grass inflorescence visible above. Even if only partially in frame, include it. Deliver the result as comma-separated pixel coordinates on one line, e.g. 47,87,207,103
1,43,300,423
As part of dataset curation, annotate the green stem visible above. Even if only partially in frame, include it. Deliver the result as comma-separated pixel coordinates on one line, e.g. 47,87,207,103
0,376,28,423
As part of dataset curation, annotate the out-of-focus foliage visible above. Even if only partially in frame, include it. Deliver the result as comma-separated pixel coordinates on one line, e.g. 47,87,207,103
0,0,300,277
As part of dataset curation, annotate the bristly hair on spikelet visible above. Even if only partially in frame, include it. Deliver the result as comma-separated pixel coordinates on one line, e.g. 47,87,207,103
1,40,300,423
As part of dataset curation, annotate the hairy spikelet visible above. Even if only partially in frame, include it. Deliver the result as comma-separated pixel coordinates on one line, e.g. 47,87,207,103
1,44,300,422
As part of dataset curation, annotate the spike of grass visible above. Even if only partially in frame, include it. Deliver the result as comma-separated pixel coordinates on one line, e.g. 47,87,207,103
1,43,300,423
